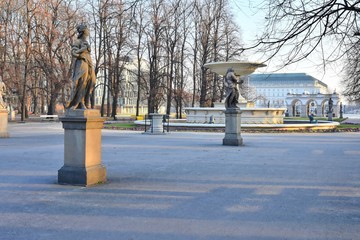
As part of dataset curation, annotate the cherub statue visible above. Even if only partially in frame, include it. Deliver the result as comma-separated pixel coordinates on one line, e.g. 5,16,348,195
224,68,243,109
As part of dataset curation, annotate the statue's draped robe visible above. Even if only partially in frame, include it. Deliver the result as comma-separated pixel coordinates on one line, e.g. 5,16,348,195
67,42,96,109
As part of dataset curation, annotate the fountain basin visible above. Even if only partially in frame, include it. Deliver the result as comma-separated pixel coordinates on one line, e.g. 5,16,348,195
185,107,286,124
133,119,339,131
204,61,266,75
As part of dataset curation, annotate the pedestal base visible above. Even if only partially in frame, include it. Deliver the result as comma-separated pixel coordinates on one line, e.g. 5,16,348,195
58,109,106,186
223,108,243,146
328,111,333,121
144,113,166,135
0,109,9,138
58,165,106,186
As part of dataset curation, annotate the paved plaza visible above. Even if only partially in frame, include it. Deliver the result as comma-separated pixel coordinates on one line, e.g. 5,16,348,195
0,122,359,240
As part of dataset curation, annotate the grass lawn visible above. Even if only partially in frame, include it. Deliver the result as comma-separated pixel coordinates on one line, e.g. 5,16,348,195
336,123,360,130
282,117,360,131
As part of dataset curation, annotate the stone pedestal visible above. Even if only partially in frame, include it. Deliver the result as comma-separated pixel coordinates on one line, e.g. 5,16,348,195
327,111,333,121
58,109,106,186
223,108,243,146
9,109,15,121
0,108,9,138
145,113,165,135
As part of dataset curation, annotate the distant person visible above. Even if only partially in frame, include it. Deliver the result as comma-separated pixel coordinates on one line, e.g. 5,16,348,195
308,113,317,123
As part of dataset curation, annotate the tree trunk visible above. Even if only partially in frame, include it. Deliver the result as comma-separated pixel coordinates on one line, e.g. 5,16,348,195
47,95,56,115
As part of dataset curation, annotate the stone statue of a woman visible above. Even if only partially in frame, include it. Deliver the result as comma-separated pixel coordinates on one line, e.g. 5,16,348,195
65,24,96,110
0,81,6,108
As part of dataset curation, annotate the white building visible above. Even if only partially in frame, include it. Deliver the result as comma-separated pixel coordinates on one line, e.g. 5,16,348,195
248,73,330,107
94,57,149,116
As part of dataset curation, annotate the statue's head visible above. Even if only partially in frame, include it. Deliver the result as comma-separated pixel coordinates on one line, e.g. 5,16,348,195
76,24,90,38
226,67,234,74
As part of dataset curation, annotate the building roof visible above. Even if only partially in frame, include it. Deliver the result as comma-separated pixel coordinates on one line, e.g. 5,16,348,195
249,73,328,88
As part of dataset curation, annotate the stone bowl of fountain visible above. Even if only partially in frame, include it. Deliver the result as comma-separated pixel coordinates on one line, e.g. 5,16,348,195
204,61,267,76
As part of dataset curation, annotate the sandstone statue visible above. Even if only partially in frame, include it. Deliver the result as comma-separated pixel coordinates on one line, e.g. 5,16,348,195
0,81,6,108
65,24,96,110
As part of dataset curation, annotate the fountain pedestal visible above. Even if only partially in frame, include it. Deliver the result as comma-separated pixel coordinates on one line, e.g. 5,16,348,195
327,111,333,121
223,108,243,146
144,113,166,135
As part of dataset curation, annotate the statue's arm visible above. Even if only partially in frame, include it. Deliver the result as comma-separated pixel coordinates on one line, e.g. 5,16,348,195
230,73,244,84
71,44,80,58
75,41,90,54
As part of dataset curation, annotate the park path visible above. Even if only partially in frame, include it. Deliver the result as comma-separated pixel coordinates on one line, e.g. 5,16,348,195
0,122,359,240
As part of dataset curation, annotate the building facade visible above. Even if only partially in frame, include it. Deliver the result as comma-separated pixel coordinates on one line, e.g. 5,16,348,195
94,58,149,116
285,93,341,117
248,73,330,107
247,73,342,117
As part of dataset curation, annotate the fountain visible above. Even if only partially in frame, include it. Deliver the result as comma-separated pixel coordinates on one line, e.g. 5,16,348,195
185,61,287,125
198,61,285,146
134,61,339,132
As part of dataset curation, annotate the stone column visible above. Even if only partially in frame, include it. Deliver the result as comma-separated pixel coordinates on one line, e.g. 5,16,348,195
223,108,243,146
327,111,333,121
0,108,9,138
145,113,165,135
301,105,307,117
58,109,106,186
9,107,15,121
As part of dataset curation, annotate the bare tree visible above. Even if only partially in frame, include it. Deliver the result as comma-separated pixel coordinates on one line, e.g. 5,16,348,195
88,0,108,116
197,0,216,107
343,39,360,102
253,0,359,62
145,0,167,114
173,0,192,119
163,0,183,115
33,0,81,115
0,1,12,86
131,1,148,117
249,0,360,101
190,1,199,107
109,1,134,119
194,0,243,107
0,0,81,118
0,0,25,112
19,0,35,121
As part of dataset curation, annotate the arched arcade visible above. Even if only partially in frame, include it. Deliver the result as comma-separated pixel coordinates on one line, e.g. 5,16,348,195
285,93,340,118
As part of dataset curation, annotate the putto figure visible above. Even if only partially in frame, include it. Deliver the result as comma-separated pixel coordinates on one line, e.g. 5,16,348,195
224,68,243,109
65,24,96,110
